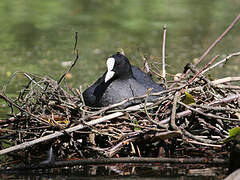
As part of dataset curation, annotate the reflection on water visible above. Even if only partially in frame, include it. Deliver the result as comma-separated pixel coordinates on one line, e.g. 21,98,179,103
0,164,227,180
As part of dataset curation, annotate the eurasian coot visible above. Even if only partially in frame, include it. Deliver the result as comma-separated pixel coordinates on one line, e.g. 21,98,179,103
83,53,164,107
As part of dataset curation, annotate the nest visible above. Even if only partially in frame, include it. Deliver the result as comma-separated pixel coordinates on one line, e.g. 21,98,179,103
0,17,240,171
0,52,240,168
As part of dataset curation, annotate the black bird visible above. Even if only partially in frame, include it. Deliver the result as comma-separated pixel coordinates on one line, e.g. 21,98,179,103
83,53,164,108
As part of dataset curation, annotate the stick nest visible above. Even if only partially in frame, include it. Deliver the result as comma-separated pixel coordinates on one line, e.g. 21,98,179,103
0,51,240,168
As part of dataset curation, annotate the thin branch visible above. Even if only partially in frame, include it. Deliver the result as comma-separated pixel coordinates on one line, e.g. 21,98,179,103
184,63,211,84
211,76,240,85
0,92,50,126
0,157,227,172
58,32,79,85
104,137,138,157
179,101,239,122
0,102,158,156
195,13,240,66
162,25,167,79
170,13,240,87
182,129,217,144
188,55,219,84
170,92,180,130
144,89,166,129
159,93,240,126
201,51,240,75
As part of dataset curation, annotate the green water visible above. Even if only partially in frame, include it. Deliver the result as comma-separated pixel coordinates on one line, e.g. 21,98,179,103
0,0,239,116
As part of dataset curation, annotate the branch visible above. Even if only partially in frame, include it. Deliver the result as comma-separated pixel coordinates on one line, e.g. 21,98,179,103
0,102,157,156
171,13,240,86
0,92,50,126
58,32,79,85
170,92,180,130
201,51,240,75
159,93,240,126
195,13,240,66
211,76,240,85
188,55,219,84
0,157,227,172
162,25,167,79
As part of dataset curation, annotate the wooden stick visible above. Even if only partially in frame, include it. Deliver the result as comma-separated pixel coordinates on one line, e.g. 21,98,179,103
194,13,240,66
170,92,180,130
0,92,50,126
162,25,167,79
169,13,240,88
182,129,217,144
213,84,240,90
159,93,240,126
188,55,219,84
186,140,222,148
58,32,79,85
211,76,240,85
179,101,239,122
104,137,138,157
0,112,122,155
201,51,240,75
0,103,152,155
0,157,227,172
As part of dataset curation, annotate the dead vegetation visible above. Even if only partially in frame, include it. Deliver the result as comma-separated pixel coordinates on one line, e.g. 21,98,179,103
0,14,240,171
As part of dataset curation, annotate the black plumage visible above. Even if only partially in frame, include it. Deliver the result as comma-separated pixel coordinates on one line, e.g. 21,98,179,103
83,53,164,108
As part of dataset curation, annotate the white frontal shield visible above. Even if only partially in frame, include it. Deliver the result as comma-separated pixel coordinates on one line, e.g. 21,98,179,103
105,57,115,83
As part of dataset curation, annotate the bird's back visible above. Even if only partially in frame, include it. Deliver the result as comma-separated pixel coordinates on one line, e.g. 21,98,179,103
131,66,164,93
98,78,148,108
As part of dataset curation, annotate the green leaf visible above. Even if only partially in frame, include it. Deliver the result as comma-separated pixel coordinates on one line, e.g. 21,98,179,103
229,127,240,137
223,127,240,143
133,119,141,131
182,91,195,105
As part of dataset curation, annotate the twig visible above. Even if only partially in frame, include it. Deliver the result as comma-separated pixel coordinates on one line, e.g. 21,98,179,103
73,32,78,53
195,13,240,66
201,51,240,75
211,77,240,85
170,13,240,87
151,131,182,142
185,63,211,84
159,93,240,126
213,84,240,90
144,89,166,129
178,101,239,122
162,25,167,79
23,72,45,90
192,104,240,113
170,92,180,130
198,118,227,138
188,55,219,84
58,32,79,85
186,140,222,148
0,102,158,155
0,157,227,172
209,94,240,106
0,92,50,126
182,129,217,144
104,137,138,157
